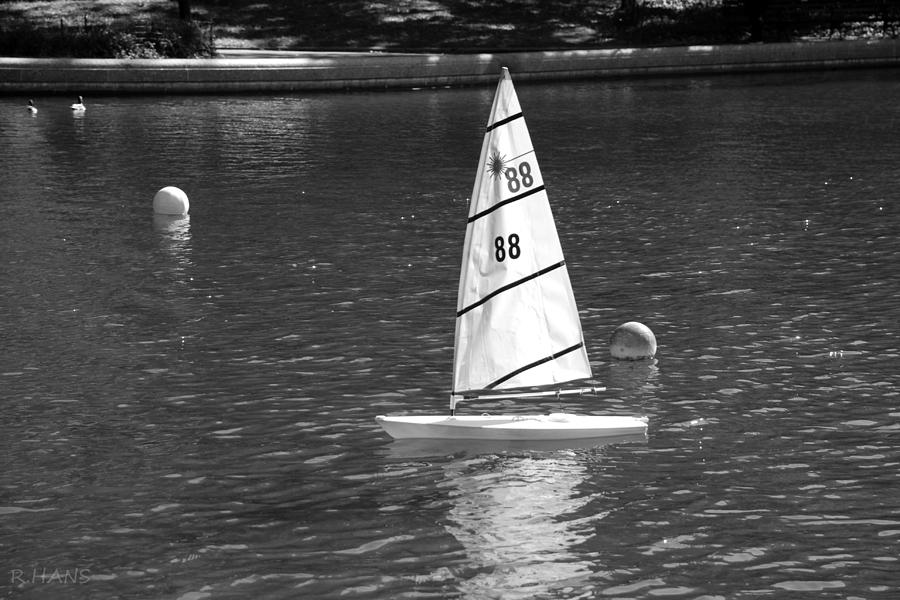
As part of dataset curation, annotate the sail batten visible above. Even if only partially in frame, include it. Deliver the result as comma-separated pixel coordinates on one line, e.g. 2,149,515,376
485,342,586,390
467,184,545,223
486,111,524,131
456,260,566,317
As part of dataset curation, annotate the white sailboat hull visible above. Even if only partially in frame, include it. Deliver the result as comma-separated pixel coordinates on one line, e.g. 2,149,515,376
375,413,648,441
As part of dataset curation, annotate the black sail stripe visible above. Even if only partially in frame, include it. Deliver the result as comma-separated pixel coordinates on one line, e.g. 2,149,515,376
468,185,545,224
486,342,585,390
457,261,565,317
486,111,523,132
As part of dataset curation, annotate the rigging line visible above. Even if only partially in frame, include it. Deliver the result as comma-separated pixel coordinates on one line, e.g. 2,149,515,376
456,261,565,317
486,111,523,132
467,185,545,223
486,342,585,390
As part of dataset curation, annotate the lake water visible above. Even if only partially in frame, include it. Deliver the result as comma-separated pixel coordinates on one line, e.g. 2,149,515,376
2,68,900,599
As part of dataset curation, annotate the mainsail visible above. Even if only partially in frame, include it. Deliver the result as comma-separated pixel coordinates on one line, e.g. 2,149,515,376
452,68,592,397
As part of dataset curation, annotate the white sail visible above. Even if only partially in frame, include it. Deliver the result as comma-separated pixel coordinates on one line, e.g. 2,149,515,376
452,68,591,396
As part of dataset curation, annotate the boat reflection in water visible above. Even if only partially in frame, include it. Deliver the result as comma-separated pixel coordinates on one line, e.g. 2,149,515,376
386,434,646,459
389,435,645,597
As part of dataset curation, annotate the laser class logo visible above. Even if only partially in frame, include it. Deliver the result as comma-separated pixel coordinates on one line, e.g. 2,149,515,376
9,566,91,586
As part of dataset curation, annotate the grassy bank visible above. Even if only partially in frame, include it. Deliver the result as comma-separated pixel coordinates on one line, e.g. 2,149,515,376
0,0,896,57
0,0,214,57
0,0,738,57
197,0,734,51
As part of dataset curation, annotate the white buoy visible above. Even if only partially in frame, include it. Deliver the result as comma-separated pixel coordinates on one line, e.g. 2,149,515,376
153,186,189,215
610,321,657,360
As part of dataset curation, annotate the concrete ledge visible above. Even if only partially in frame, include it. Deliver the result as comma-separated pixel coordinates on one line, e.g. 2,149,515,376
2,39,899,94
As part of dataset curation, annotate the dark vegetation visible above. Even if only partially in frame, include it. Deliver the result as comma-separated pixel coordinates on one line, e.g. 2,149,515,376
0,0,898,58
722,0,900,42
0,15,214,58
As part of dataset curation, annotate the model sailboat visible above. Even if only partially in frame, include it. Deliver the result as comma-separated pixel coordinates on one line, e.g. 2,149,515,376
376,68,648,441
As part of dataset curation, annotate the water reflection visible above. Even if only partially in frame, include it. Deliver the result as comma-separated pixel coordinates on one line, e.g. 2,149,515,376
384,436,645,597
441,453,596,598
386,434,647,459
607,359,659,395
153,213,192,265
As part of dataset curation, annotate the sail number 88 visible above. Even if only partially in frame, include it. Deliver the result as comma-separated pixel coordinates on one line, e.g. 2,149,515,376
505,161,534,193
494,234,521,262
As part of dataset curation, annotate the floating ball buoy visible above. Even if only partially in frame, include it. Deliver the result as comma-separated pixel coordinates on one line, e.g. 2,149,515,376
153,186,189,215
610,321,657,360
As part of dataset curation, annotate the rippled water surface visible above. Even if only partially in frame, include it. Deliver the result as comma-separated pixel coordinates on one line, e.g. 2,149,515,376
2,69,900,599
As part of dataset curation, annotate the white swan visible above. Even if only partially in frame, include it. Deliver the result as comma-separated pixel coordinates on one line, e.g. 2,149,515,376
27,99,38,114
70,96,86,111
